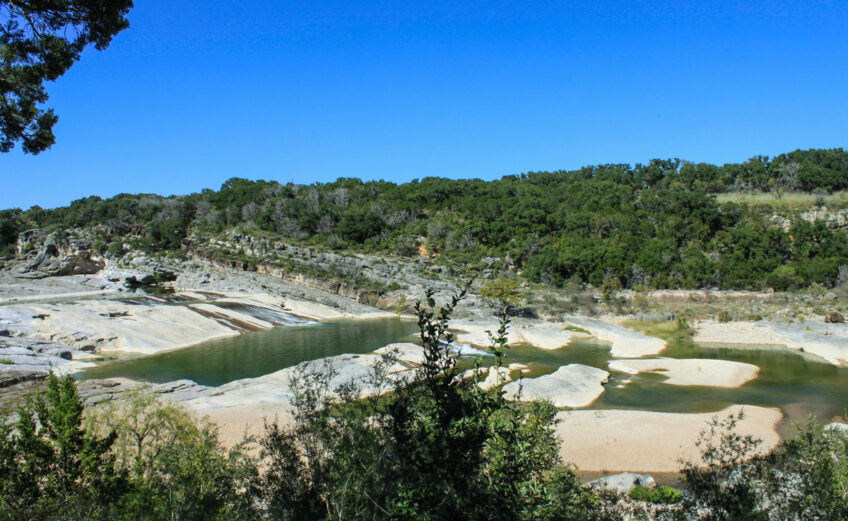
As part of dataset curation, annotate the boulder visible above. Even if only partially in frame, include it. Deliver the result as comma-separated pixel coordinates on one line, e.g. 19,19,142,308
15,229,46,257
589,472,657,495
825,312,845,324
824,422,848,434
14,231,105,279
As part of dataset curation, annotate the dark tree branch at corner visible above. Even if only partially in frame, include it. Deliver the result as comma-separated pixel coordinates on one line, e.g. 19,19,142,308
0,0,133,154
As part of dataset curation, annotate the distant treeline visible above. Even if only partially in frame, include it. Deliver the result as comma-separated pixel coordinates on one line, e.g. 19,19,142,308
2,148,848,291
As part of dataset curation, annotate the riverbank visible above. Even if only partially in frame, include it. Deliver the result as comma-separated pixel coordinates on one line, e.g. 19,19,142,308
0,264,397,380
693,319,848,365
556,405,782,473
2,262,847,475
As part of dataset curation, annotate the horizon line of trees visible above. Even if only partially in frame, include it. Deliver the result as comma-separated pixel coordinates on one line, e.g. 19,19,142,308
2,147,848,291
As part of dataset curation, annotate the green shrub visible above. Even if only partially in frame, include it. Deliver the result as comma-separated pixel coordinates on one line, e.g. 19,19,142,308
718,310,733,322
628,484,682,504
258,286,602,521
767,264,804,290
0,372,130,520
106,242,124,256
628,485,652,502
652,485,683,504
563,324,591,334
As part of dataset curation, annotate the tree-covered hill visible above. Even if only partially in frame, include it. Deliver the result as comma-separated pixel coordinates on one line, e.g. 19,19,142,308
3,148,848,291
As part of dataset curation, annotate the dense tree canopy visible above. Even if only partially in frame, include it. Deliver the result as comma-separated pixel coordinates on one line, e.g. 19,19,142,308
0,0,133,153
2,148,847,291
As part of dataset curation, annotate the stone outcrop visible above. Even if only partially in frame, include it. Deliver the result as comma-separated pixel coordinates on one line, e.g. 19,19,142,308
770,208,848,232
184,232,459,302
694,319,848,366
78,378,211,406
0,335,97,379
503,364,609,408
824,422,848,434
825,312,844,324
185,343,426,411
589,472,657,495
800,208,848,229
14,231,105,279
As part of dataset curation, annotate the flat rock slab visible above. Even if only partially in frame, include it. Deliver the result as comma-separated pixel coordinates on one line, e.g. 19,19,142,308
452,317,666,358
556,405,782,473
824,422,848,434
565,317,667,358
694,319,848,366
186,343,425,411
608,358,760,388
503,364,609,408
451,321,575,350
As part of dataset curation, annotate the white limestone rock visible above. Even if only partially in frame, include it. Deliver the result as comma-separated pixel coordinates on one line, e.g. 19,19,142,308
589,472,657,495
503,364,609,408
824,422,848,434
608,358,759,388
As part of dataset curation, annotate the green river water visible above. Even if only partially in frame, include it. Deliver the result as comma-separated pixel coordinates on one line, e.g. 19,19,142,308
83,317,848,433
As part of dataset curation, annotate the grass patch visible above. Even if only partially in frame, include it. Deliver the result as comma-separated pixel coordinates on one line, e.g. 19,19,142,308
622,318,693,343
629,485,683,504
563,324,591,335
716,191,848,210
0,359,13,365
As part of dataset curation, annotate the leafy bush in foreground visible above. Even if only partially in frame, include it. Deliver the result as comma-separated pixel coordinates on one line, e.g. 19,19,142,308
259,286,605,520
2,291,848,520
0,372,129,520
673,412,848,521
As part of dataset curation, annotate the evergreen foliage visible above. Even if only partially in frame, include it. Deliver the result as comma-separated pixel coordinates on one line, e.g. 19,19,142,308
88,388,260,520
674,412,848,521
4,148,847,291
0,372,128,520
0,0,133,153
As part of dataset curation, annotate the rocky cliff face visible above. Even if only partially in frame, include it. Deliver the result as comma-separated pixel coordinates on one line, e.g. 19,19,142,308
770,208,848,232
14,231,105,279
5,228,471,312
185,232,459,301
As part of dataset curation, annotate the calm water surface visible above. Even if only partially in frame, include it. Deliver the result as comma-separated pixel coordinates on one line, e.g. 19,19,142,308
467,339,848,430
83,317,419,386
84,318,848,429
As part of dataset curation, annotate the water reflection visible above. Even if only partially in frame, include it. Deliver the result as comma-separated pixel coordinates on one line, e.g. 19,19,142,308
83,317,418,386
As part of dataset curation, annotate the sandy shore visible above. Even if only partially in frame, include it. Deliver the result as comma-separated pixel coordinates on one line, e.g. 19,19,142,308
205,401,782,475
200,403,295,447
556,405,782,473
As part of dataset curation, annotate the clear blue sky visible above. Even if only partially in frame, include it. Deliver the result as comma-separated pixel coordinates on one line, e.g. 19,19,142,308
2,0,847,209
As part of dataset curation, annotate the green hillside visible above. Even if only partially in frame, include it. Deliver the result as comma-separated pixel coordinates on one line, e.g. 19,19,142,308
3,148,847,291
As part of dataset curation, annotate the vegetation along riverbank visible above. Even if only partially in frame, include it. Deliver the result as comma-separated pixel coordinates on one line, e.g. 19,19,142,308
2,149,848,519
